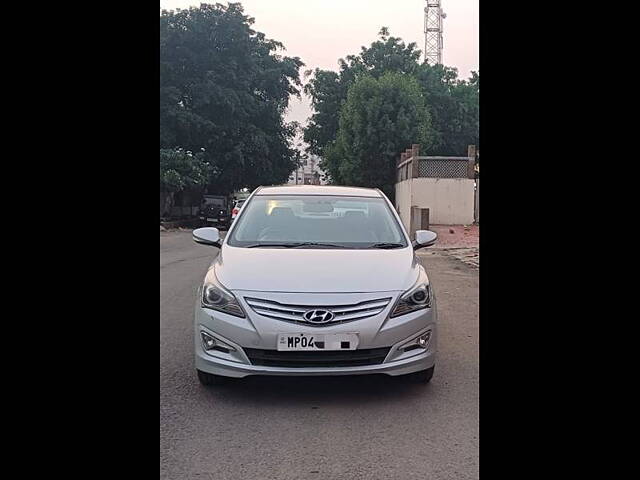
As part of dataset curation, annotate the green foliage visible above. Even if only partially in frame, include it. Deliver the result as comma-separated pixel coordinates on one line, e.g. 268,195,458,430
323,73,432,199
160,148,210,192
414,64,479,155
304,29,479,188
160,3,304,194
304,29,421,157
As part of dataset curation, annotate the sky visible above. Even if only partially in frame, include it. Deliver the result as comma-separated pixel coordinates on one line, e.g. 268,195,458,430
160,0,479,129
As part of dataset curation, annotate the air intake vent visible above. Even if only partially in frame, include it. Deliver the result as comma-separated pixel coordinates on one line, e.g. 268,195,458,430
244,347,391,368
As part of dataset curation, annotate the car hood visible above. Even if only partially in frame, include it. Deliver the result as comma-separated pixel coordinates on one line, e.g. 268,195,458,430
211,245,420,293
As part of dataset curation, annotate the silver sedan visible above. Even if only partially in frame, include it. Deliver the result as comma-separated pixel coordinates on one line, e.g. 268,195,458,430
193,185,438,385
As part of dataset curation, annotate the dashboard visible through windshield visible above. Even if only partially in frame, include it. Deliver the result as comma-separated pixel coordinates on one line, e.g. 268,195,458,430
227,195,408,249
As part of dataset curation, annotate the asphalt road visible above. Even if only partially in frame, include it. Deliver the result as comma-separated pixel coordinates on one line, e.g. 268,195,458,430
160,231,479,480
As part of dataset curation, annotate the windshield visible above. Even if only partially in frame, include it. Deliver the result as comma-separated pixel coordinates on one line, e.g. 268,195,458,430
227,195,408,248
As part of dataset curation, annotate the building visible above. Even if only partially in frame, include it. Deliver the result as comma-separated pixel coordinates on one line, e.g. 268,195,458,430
288,154,326,185
395,144,477,229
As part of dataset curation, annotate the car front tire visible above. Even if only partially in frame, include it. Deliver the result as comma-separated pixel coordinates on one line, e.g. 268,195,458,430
197,369,230,386
403,366,435,384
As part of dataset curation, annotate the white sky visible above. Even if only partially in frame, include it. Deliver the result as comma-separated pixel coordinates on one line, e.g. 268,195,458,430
160,0,479,128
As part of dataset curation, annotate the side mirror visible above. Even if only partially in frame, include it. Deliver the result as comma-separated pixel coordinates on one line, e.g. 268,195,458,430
193,227,221,247
413,230,437,250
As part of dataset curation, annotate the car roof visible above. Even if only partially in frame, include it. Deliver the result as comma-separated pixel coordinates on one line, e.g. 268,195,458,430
255,185,382,197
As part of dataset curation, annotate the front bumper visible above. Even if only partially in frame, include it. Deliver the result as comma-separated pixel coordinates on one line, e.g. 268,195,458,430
196,344,435,378
194,290,437,378
199,216,229,225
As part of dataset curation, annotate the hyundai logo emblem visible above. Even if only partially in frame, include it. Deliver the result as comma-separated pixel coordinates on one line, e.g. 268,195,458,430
303,309,335,323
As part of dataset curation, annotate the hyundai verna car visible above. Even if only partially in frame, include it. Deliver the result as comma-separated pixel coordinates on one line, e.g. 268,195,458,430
192,185,438,386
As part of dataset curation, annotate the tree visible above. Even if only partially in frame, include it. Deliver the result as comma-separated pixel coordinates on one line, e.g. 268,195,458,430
160,3,304,194
304,28,479,165
414,64,479,156
160,148,210,216
323,73,432,200
304,28,421,157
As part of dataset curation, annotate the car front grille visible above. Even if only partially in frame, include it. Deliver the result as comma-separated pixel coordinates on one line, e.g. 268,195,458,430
244,297,392,326
243,347,391,368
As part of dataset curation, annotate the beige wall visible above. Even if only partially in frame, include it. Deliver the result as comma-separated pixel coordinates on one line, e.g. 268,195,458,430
395,179,413,230
395,177,475,227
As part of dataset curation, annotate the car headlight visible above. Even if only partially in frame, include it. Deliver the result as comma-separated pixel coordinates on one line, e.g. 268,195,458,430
201,272,245,318
390,271,432,318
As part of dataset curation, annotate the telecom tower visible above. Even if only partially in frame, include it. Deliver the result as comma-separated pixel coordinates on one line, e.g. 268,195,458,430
424,1,446,65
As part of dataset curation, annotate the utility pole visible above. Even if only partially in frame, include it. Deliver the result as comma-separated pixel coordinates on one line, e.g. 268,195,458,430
424,0,446,65
293,144,305,185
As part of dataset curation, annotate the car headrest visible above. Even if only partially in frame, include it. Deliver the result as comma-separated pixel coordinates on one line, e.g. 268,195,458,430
270,207,295,218
344,211,366,219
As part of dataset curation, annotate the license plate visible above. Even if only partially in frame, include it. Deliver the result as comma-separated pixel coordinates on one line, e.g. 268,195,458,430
207,218,218,222
277,333,359,351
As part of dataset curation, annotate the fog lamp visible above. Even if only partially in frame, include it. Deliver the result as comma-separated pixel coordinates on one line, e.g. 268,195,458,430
400,330,433,352
201,332,217,350
417,331,431,347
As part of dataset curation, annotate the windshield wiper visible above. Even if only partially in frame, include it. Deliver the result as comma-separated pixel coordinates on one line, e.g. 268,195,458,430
246,243,298,248
365,242,406,249
246,242,347,249
289,242,348,249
